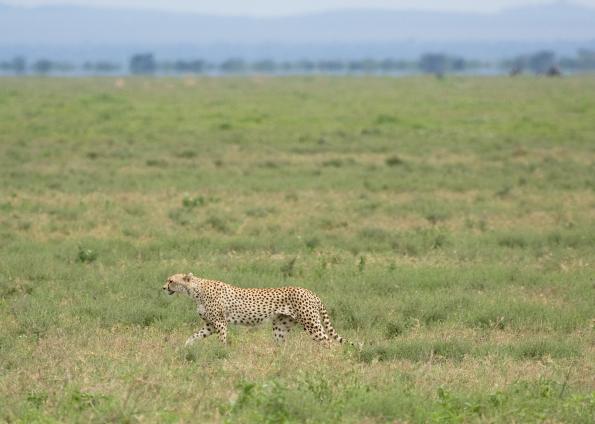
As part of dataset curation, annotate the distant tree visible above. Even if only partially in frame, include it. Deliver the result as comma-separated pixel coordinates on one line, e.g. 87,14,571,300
527,51,556,74
32,59,52,75
279,61,294,72
0,57,23,73
130,53,156,75
295,59,315,72
451,57,466,72
173,59,206,73
12,56,26,74
558,49,595,71
576,49,595,70
83,61,120,73
252,59,277,73
316,60,345,73
219,58,246,73
52,62,75,73
191,60,207,73
347,60,361,72
348,59,379,73
419,53,448,76
379,59,396,71
379,58,411,72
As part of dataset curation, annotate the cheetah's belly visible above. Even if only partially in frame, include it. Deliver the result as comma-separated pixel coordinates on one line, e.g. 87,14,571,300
224,302,278,326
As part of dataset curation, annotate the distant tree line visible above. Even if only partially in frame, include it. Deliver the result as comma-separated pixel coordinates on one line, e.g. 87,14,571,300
2,50,595,76
0,57,85,74
126,53,478,75
125,53,424,75
0,56,26,74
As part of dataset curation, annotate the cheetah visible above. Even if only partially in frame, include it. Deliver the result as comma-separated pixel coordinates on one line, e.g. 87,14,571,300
163,273,347,346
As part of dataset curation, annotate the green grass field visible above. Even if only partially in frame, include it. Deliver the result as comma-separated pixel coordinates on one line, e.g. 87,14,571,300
0,76,594,423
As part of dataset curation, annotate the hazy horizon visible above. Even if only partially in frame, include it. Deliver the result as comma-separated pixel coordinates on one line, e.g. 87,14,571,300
2,0,595,16
1,0,594,68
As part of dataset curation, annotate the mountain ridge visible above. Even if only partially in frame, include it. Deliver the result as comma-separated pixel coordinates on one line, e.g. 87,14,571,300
1,2,594,45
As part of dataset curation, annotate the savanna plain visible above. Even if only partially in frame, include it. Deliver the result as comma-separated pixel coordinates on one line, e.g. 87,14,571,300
0,76,594,423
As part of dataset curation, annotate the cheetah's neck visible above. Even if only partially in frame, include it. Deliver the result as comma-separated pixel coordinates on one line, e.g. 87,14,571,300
180,280,201,299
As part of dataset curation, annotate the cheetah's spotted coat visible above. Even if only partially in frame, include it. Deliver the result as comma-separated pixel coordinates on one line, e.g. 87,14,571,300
163,273,346,346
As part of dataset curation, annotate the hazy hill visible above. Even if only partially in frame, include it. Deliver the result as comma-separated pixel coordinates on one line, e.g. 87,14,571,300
1,2,594,44
0,2,594,61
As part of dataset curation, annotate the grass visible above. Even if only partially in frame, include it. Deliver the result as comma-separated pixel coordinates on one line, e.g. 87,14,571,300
0,75,594,423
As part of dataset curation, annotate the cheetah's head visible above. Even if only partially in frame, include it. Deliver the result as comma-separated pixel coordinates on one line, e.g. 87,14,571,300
163,272,194,295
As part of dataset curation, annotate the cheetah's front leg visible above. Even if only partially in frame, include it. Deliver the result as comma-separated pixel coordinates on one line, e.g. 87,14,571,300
185,322,215,346
213,321,228,344
272,314,296,343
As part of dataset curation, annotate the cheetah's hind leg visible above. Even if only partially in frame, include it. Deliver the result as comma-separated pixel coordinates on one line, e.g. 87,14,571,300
272,314,296,343
302,320,330,345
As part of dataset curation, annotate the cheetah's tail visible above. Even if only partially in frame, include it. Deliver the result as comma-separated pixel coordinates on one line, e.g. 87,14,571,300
320,303,351,345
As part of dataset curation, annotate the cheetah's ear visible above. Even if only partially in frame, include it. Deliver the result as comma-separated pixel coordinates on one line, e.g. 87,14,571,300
184,272,193,282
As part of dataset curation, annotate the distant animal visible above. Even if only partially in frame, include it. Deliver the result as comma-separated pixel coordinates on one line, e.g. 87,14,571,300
163,273,348,346
509,65,522,76
546,65,562,77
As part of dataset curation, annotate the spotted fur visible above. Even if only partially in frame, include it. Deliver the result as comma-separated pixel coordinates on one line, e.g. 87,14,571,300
163,272,347,346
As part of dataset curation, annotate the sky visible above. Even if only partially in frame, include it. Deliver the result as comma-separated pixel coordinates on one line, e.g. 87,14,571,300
2,0,595,16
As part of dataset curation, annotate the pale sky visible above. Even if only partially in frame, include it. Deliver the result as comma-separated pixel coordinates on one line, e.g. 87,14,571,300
3,0,595,16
